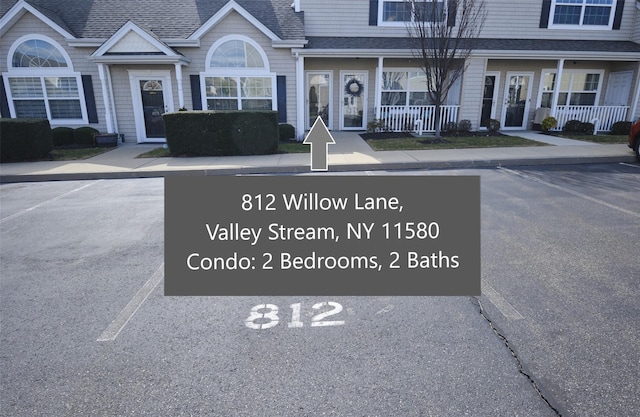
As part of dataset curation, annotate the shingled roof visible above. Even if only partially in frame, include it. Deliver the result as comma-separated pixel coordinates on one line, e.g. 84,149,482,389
0,0,305,40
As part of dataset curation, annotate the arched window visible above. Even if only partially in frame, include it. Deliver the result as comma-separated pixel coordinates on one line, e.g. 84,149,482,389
201,36,276,111
12,39,69,68
3,36,87,123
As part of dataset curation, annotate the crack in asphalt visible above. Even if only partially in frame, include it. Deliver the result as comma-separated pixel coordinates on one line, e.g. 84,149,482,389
471,297,562,416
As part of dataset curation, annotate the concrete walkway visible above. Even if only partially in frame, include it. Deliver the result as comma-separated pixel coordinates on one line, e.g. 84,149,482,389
0,130,635,183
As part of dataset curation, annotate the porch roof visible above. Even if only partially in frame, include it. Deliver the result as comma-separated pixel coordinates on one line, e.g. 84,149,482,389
303,37,640,60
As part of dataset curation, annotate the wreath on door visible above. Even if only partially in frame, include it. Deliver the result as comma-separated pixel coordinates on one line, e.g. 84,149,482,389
344,78,363,97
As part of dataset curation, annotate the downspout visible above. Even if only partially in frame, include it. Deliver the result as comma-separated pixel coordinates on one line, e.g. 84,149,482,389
296,52,305,141
550,58,564,118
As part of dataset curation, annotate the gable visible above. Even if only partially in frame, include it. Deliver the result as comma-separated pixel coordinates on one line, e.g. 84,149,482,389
0,0,75,39
107,31,163,54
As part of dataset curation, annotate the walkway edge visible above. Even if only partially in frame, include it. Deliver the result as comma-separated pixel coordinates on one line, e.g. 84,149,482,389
1,154,635,183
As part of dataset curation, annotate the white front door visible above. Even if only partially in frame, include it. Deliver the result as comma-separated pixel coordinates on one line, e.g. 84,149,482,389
604,71,633,106
129,70,174,143
340,71,367,130
306,71,332,130
502,72,533,130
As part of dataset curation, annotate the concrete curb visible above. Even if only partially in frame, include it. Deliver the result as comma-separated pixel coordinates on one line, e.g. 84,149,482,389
1,154,635,183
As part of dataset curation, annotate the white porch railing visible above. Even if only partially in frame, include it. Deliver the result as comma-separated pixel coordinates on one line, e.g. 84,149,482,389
378,105,460,133
553,105,629,132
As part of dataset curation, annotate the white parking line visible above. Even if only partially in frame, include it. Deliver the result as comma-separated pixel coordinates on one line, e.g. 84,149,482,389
482,280,524,321
97,263,164,342
619,162,640,169
499,167,640,219
0,180,102,225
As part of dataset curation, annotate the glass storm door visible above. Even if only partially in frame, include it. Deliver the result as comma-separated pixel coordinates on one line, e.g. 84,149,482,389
306,72,331,130
481,73,499,127
502,73,532,129
341,71,367,130
140,79,166,138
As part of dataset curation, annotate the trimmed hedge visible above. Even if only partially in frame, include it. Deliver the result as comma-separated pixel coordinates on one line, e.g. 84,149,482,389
52,127,75,146
610,121,631,135
163,111,279,156
279,123,296,141
0,118,53,161
73,126,100,146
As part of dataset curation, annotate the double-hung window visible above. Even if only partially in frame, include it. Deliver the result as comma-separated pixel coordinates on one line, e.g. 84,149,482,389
380,0,446,25
539,70,603,107
381,71,433,106
549,0,616,28
201,36,276,111
3,36,87,124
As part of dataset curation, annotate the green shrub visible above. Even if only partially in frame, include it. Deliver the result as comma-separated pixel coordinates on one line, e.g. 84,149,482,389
562,119,583,133
484,118,500,132
73,126,99,146
610,121,632,135
541,116,558,132
163,111,279,156
581,122,594,135
52,127,75,146
442,121,458,135
0,118,53,161
279,123,296,141
457,119,472,133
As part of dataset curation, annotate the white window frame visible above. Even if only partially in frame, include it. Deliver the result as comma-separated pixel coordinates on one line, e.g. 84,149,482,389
378,0,447,27
2,34,88,125
381,69,432,106
536,69,605,108
548,0,617,30
200,35,277,111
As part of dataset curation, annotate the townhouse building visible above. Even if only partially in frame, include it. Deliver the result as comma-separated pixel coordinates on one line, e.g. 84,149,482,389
1,0,639,143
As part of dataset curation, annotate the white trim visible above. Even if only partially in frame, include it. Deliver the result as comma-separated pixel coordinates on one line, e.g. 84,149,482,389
501,72,534,130
199,73,277,112
340,70,368,131
305,71,333,130
92,21,181,58
205,35,271,71
128,70,174,143
189,0,280,41
0,0,75,39
8,34,75,72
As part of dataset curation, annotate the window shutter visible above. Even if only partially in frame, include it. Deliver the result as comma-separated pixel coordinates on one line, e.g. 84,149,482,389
190,74,202,110
447,0,458,27
277,76,287,123
540,0,552,28
369,0,379,26
612,0,624,30
81,75,99,123
0,76,10,118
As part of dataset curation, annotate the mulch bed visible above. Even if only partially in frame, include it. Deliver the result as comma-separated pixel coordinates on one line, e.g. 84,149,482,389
360,131,507,141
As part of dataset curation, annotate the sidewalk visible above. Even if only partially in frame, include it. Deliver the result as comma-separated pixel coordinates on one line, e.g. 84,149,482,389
0,131,635,183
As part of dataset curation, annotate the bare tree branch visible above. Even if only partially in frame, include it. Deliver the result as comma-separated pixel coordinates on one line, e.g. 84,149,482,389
405,0,487,138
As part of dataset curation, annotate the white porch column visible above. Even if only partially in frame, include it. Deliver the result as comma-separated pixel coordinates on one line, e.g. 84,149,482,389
174,63,185,110
296,53,305,140
550,58,565,118
97,63,114,133
375,57,384,120
629,60,640,121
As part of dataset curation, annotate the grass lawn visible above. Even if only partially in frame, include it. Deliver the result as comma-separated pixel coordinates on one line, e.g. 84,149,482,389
553,134,628,144
136,141,310,158
364,133,547,151
49,147,112,161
